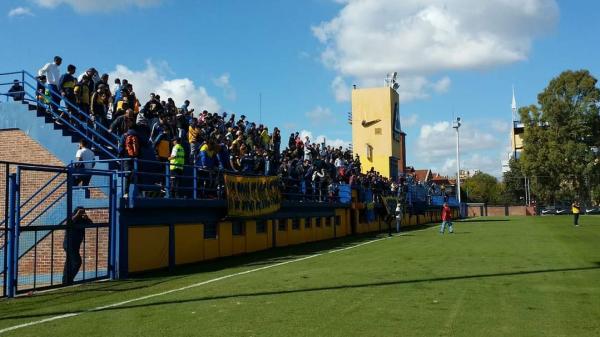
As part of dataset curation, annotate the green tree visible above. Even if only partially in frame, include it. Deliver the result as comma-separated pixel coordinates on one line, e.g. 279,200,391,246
463,172,501,204
519,70,600,204
502,158,526,204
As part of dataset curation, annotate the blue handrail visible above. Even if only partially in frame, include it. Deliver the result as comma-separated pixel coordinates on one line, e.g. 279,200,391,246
22,70,119,144
21,80,119,152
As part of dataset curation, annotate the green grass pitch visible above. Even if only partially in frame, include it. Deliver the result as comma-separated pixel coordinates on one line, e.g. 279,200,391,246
1,216,599,337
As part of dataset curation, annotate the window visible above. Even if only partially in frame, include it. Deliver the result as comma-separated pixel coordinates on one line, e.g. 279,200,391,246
316,218,322,227
305,218,312,228
204,222,217,239
232,221,245,236
256,220,267,234
278,219,287,231
292,218,300,230
335,215,341,226
375,128,382,135
366,144,373,161
326,217,332,227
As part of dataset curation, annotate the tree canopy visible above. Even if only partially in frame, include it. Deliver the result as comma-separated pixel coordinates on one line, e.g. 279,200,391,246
519,70,600,204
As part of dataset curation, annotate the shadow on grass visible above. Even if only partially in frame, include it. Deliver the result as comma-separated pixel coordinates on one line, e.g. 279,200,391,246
458,219,510,223
3,262,599,321
1,229,410,308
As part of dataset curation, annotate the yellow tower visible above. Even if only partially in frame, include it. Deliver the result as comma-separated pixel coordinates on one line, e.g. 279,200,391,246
351,87,406,180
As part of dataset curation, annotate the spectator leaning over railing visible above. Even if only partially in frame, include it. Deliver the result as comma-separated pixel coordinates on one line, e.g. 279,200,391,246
8,79,24,101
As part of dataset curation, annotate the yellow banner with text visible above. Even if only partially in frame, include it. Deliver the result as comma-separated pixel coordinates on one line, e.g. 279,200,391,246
224,174,281,217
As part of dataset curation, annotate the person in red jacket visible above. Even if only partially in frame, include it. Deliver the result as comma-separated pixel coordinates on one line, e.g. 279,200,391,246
440,202,454,234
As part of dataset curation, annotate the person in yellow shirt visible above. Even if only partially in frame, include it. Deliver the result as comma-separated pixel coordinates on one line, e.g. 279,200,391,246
571,200,581,226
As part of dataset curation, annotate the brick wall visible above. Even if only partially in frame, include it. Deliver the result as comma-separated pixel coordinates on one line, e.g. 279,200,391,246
0,129,109,294
467,204,536,217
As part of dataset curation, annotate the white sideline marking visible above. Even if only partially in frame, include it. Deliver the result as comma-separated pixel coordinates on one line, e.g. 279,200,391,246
0,228,433,334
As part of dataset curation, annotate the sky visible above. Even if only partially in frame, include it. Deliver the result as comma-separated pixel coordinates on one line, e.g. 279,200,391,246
2,0,600,178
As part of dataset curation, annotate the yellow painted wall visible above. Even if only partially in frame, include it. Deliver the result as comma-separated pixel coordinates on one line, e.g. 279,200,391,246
304,218,315,242
275,219,288,247
219,221,233,257
351,87,402,178
175,224,204,265
246,220,269,253
204,239,219,260
267,220,274,248
289,219,304,245
128,226,169,273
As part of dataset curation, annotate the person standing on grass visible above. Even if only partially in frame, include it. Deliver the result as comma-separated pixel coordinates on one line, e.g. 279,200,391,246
572,200,581,226
440,202,454,234
63,207,89,285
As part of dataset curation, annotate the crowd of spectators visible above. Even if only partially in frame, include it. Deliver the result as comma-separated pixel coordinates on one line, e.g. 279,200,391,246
32,56,416,201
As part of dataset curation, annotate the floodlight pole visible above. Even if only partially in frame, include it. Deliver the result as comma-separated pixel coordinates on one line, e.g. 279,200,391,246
453,117,462,205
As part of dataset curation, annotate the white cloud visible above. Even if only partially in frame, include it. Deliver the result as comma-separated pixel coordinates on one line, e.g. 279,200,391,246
305,106,334,125
8,7,34,17
432,76,451,93
313,0,557,101
416,121,498,162
331,76,351,102
299,130,350,149
438,154,501,178
490,119,511,133
33,0,161,12
109,60,220,114
212,73,236,101
400,113,418,128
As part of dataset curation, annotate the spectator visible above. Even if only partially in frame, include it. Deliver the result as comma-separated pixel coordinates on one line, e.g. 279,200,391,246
74,139,95,198
58,64,78,122
63,207,89,285
73,75,92,115
7,80,25,101
38,56,62,114
122,123,140,196
168,137,185,197
35,75,50,114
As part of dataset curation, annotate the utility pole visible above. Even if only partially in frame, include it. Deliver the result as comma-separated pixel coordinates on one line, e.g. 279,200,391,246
453,117,462,205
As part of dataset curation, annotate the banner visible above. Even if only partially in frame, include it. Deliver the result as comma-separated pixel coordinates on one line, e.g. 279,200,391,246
224,174,281,217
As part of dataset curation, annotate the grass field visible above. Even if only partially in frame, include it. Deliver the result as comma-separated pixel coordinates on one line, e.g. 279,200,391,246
0,216,599,337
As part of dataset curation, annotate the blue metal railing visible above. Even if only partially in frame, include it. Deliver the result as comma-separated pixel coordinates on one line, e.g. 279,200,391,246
1,70,119,159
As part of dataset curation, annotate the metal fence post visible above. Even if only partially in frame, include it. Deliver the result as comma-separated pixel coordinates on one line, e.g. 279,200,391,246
6,174,17,298
193,167,197,200
165,162,171,199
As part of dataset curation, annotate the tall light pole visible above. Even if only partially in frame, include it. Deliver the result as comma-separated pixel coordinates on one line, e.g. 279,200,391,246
453,117,462,205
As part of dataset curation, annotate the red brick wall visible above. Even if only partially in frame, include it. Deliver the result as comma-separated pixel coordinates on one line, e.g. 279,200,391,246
0,129,109,293
467,205,536,217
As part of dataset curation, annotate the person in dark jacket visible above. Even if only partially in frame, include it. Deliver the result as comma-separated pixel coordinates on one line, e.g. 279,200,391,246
8,80,25,101
58,64,78,122
63,207,90,284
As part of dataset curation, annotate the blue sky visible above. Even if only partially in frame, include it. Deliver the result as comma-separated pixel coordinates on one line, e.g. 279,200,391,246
2,0,599,177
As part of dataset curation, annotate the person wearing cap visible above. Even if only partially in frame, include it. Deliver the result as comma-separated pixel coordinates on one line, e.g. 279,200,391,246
63,206,91,284
38,56,62,113
168,137,185,197
7,79,24,101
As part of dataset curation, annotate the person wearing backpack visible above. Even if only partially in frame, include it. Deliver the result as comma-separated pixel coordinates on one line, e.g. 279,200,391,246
122,124,140,197
169,137,185,198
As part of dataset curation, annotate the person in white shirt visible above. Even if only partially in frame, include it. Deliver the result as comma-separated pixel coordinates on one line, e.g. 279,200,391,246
74,139,95,198
38,56,62,114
